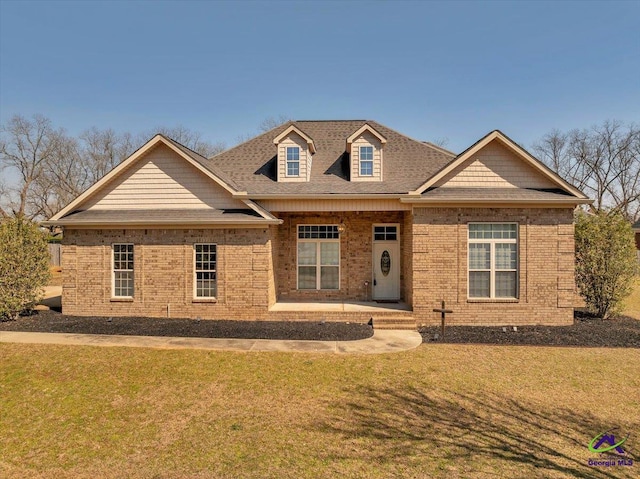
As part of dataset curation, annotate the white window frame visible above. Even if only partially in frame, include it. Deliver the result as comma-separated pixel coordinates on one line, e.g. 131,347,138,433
297,225,340,290
286,146,300,177
112,243,134,298
194,243,217,299
359,145,374,176
467,223,518,299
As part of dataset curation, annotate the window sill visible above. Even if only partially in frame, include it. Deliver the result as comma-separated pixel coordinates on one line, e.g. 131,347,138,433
467,298,519,303
192,298,218,303
110,297,134,302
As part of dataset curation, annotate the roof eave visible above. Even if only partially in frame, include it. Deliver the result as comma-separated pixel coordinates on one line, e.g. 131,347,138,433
400,197,593,206
41,218,283,227
237,193,409,200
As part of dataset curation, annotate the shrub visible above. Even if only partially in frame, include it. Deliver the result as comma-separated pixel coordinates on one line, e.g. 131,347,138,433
575,210,638,319
0,216,51,320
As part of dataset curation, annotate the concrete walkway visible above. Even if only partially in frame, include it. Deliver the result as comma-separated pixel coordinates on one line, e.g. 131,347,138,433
0,329,423,354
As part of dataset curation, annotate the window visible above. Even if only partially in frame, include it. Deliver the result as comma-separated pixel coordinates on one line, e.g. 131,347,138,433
374,225,397,241
297,225,339,290
195,244,217,298
286,146,300,176
468,224,517,299
113,244,134,298
360,146,373,176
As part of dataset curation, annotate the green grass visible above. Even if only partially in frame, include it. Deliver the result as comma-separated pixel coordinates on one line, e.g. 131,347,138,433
1,344,638,478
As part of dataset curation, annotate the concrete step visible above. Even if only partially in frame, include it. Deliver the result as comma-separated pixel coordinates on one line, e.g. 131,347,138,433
373,317,417,331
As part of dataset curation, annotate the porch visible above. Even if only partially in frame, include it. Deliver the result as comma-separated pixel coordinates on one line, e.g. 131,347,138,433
269,300,412,313
267,300,415,329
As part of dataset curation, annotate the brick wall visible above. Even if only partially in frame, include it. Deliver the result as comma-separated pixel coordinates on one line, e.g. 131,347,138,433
411,207,576,326
273,211,408,301
62,228,276,319
61,207,577,326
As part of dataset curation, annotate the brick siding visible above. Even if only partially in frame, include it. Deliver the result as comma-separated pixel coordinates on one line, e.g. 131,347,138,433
62,207,577,326
411,207,576,326
62,228,276,320
273,212,407,301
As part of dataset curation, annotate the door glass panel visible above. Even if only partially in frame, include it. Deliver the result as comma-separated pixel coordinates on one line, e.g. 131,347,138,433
380,250,391,276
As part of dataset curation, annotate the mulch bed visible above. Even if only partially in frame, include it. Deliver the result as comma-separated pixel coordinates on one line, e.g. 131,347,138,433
420,312,640,348
0,309,373,342
1,309,639,347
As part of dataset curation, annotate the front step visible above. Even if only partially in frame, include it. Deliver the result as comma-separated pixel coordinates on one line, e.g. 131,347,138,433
372,316,417,331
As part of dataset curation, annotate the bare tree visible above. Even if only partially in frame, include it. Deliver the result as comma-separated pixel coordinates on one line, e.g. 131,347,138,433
0,114,64,219
533,120,640,221
80,127,135,182
258,115,291,133
33,127,138,219
143,125,226,158
234,115,291,145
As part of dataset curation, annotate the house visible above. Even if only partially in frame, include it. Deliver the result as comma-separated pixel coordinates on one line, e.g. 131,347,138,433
633,219,640,262
44,120,591,328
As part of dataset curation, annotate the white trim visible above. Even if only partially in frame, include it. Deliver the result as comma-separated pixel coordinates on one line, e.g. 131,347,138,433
346,123,387,146
412,130,588,198
273,125,316,153
285,146,301,177
359,145,374,176
371,223,400,300
49,135,239,221
112,243,134,299
240,199,282,222
467,223,518,299
193,243,217,300
296,224,340,291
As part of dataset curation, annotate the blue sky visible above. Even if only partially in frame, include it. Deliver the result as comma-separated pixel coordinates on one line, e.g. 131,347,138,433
0,0,638,153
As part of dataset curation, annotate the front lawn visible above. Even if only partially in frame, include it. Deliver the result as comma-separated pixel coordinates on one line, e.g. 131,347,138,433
1,344,637,478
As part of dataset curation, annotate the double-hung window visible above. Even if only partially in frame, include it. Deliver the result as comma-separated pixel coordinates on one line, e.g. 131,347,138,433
286,146,300,176
113,244,134,298
194,244,217,298
297,225,340,290
468,224,518,299
359,146,374,176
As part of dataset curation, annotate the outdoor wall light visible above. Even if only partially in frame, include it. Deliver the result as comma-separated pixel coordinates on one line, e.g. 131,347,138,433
337,223,346,234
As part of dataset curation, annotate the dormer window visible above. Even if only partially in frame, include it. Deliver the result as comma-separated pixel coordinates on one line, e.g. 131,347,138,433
347,124,387,182
273,125,316,182
286,147,300,176
359,146,374,176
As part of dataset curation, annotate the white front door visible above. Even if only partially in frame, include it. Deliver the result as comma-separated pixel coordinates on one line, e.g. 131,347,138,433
372,225,400,300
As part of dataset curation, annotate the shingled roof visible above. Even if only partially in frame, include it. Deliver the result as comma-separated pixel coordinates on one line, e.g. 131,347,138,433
206,120,455,195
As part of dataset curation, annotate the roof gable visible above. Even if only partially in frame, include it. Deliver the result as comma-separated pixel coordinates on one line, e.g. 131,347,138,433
83,143,246,211
434,139,558,189
346,123,387,147
413,130,588,199
273,124,316,153
49,135,276,223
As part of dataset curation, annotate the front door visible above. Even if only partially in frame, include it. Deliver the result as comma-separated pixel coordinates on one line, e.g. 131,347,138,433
372,224,400,300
